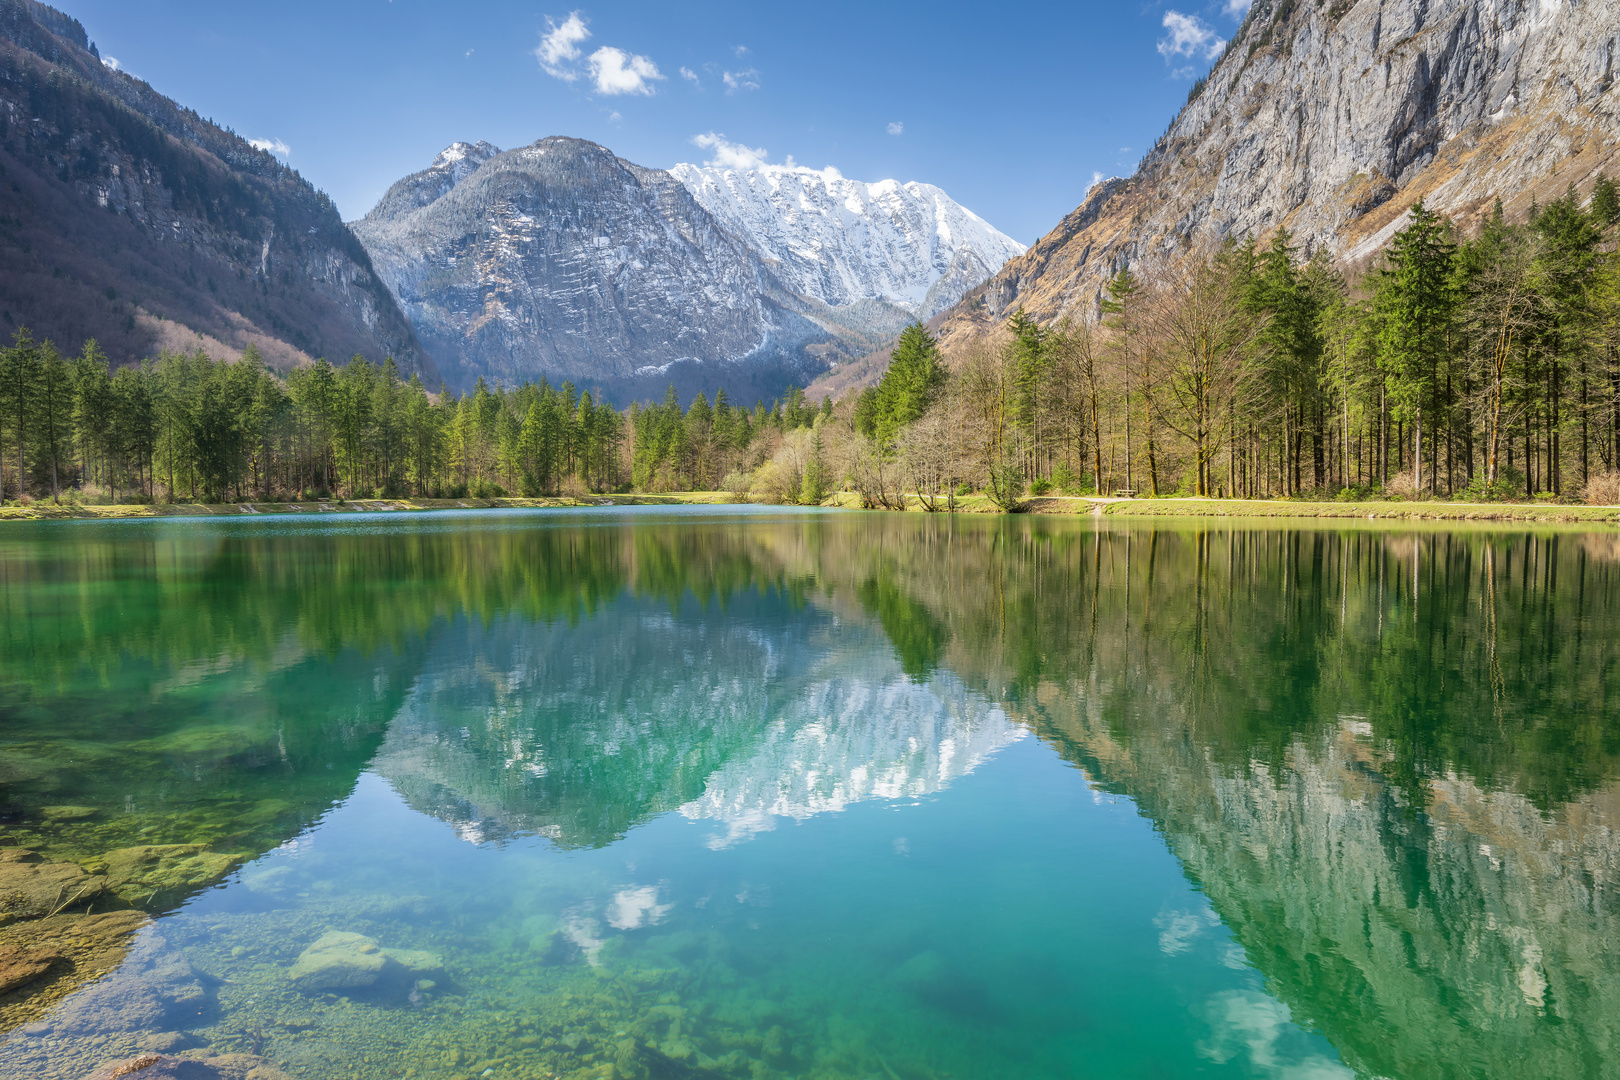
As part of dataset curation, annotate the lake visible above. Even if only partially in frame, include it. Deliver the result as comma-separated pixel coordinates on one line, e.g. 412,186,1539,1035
1,508,1616,1080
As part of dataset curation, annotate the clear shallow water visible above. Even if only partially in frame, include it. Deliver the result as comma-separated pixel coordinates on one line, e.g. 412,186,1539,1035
1,509,1618,1080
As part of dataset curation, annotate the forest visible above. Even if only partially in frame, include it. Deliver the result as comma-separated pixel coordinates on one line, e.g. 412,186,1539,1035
3,179,1620,508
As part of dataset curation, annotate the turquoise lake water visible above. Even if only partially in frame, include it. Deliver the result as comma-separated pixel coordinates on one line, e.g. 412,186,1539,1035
1,508,1617,1079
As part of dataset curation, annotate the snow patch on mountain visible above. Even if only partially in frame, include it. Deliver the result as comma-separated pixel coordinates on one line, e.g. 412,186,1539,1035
670,163,1025,322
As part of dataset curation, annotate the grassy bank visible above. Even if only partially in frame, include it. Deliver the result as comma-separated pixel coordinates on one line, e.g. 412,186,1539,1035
1093,497,1620,524
3,491,1617,525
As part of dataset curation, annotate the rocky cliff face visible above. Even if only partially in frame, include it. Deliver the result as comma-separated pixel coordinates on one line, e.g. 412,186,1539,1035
670,163,1024,328
353,137,833,399
946,0,1620,340
0,0,432,374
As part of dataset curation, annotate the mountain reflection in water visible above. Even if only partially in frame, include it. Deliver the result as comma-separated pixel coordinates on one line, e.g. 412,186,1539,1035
0,509,1616,1080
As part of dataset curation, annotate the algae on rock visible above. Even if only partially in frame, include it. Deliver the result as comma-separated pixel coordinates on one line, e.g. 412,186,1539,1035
97,845,243,908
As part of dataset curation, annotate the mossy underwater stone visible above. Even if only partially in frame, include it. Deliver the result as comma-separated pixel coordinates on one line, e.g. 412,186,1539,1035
287,931,444,993
100,844,243,905
40,806,100,822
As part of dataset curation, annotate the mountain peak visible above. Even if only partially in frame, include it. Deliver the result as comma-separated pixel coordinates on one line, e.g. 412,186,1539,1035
669,162,1023,322
431,140,500,172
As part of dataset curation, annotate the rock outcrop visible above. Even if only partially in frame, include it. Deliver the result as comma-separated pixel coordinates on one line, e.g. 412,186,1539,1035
943,0,1620,342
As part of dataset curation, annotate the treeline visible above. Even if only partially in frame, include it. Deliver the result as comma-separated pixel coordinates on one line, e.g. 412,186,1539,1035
7,178,1620,507
0,333,827,504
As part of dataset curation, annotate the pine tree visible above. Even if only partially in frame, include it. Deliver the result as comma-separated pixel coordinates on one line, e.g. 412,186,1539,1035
1376,201,1457,495
875,322,948,447
32,340,74,500
0,328,41,501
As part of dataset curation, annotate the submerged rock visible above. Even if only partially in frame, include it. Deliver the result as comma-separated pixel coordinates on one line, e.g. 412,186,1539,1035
0,848,108,919
80,1052,294,1080
287,931,443,993
40,806,100,822
0,910,148,1033
99,845,244,907
0,943,64,994
46,927,210,1038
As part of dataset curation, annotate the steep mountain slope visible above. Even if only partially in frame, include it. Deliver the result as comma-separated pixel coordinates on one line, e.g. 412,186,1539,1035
943,0,1620,343
353,137,833,400
0,0,431,374
670,163,1024,326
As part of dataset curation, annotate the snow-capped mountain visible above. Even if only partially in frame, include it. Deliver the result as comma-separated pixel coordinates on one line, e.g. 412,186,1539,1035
671,163,1025,322
351,138,1023,399
363,140,501,222
353,138,827,398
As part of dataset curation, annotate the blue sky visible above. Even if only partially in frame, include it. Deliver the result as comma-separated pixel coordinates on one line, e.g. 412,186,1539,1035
67,0,1250,245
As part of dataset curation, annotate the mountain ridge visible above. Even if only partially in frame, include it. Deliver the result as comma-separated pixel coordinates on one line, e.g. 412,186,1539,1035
940,0,1620,345
353,140,1024,400
352,136,833,401
0,0,433,375
669,162,1024,327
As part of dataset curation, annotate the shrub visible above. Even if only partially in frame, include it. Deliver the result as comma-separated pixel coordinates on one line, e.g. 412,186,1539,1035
751,460,798,505
1583,470,1620,506
1383,470,1417,499
955,482,974,497
720,471,753,500
1456,467,1526,502
1028,478,1054,496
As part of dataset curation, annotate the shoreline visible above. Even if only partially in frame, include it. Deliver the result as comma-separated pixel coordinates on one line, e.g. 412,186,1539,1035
1,492,1616,525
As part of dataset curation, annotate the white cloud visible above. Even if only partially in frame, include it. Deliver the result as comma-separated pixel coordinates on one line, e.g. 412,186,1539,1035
465,48,474,58
886,121,904,136
608,110,622,122
679,65,700,84
589,46,663,95
1159,11,1225,62
249,137,291,157
733,44,749,57
691,132,768,170
537,12,590,80
101,55,120,71
1223,0,1253,17
722,68,760,93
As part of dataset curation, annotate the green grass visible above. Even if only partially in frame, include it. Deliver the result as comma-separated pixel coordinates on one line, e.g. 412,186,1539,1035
4,492,1617,525
1096,497,1620,523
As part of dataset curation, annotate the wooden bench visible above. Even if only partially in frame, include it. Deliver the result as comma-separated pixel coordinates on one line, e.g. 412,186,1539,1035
1112,490,1138,498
